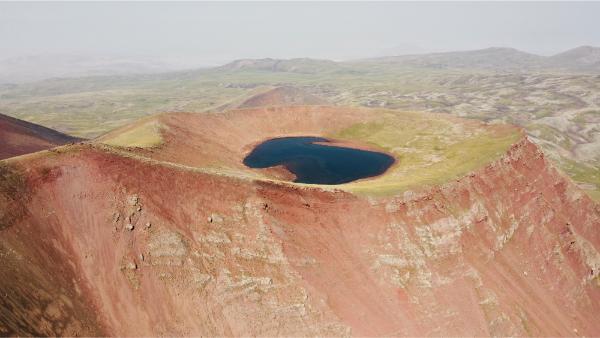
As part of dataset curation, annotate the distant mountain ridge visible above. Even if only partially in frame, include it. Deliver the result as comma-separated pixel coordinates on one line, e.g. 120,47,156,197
2,46,599,85
358,47,545,71
352,46,600,73
221,46,600,74
0,54,203,84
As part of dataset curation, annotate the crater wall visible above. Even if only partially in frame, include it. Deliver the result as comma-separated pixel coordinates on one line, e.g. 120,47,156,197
0,133,598,335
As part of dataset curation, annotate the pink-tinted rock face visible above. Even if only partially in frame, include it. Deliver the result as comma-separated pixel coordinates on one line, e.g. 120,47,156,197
1,118,598,336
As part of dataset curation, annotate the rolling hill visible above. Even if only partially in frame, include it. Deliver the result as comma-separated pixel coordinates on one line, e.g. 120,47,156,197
216,86,329,111
548,46,600,72
220,57,342,74
352,46,600,73
0,113,79,160
354,47,546,72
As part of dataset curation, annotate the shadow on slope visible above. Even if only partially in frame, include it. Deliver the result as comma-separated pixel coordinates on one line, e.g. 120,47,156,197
0,113,80,160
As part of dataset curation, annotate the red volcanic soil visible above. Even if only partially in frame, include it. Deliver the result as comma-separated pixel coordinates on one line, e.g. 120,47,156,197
0,113,78,160
218,86,329,111
1,107,599,336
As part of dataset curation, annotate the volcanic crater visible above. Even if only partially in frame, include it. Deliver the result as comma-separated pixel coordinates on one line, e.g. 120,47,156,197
1,100,599,336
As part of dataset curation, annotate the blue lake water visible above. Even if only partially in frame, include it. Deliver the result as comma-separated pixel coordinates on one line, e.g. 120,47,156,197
243,136,395,184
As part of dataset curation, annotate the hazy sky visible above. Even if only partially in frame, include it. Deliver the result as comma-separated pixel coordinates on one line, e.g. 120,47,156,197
1,1,600,65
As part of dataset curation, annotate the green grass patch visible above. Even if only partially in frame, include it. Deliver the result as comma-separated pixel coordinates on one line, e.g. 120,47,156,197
560,159,600,201
329,111,522,195
101,119,163,148
571,110,600,124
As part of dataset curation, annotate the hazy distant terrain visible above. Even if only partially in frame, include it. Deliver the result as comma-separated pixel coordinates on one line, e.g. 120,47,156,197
0,54,206,84
355,46,600,73
0,46,599,198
